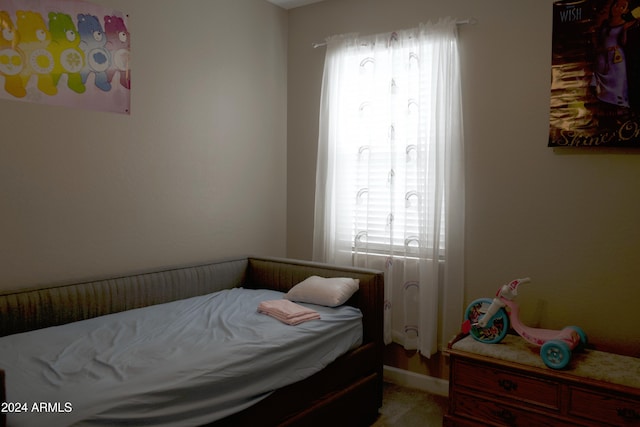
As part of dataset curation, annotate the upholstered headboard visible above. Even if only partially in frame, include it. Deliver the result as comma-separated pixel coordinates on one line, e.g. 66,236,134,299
0,256,384,346
0,258,249,337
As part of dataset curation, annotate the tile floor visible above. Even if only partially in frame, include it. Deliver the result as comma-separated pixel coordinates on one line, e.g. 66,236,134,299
374,343,451,426
371,382,449,427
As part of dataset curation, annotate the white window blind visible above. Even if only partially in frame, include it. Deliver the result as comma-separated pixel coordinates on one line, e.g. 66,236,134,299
331,38,445,257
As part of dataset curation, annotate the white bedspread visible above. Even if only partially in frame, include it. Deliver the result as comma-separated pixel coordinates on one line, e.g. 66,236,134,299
0,288,363,426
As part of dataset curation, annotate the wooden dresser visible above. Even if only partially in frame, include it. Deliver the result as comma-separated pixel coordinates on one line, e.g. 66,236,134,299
445,335,640,427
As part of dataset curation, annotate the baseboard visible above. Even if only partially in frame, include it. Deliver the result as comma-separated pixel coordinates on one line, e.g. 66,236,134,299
382,365,449,397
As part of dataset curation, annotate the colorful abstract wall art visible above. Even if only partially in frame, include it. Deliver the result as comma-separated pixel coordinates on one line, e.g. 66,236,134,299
0,0,130,114
550,0,640,147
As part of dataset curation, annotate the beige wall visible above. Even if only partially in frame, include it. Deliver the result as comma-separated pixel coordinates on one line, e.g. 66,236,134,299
287,0,640,354
2,0,638,354
0,0,288,289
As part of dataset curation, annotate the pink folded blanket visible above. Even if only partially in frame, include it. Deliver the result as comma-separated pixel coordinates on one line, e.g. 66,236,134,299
258,299,321,325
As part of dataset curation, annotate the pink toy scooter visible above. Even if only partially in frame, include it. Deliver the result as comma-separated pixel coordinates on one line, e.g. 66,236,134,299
461,278,588,369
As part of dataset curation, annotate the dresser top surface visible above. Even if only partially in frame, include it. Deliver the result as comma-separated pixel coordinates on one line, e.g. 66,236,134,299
451,334,640,389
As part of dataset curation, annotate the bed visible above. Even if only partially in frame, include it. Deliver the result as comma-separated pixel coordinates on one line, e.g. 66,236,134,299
0,256,384,427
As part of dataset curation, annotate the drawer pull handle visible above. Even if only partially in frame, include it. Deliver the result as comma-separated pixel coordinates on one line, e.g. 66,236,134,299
494,408,516,422
617,408,640,420
498,379,518,392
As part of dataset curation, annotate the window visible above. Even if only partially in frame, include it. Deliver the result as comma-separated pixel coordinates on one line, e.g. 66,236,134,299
313,20,465,356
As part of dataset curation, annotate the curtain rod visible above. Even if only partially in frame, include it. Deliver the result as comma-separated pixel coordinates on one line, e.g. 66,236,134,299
311,17,478,49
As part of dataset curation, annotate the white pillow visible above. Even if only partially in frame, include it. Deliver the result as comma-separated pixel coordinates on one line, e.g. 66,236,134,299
285,275,360,307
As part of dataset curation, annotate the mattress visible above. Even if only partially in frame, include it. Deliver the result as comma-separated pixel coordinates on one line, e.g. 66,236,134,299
0,288,363,427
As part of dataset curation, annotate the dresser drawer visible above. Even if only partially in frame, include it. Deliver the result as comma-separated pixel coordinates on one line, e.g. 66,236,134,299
454,359,561,410
569,387,640,426
452,390,578,427
443,414,481,427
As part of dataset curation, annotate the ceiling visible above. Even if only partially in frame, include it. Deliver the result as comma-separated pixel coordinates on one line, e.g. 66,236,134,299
266,0,326,9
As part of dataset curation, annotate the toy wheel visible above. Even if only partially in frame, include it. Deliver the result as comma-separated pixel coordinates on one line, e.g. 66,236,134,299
541,340,571,369
464,298,509,344
568,326,588,351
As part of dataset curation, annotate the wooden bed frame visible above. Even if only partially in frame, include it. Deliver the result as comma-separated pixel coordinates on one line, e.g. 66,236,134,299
0,256,384,427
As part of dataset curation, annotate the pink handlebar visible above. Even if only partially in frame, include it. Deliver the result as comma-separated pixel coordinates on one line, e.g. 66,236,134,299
498,277,531,300
474,278,531,329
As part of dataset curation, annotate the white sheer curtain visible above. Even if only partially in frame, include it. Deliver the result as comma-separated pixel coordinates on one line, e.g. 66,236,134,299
313,18,465,357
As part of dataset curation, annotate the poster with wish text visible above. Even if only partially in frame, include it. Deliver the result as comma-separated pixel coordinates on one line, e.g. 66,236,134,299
549,0,640,147
0,0,130,114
